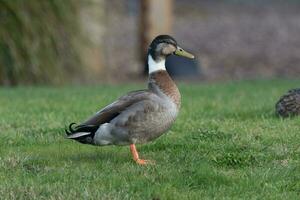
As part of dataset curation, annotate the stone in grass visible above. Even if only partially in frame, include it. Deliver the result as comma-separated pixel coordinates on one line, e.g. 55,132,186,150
275,88,300,117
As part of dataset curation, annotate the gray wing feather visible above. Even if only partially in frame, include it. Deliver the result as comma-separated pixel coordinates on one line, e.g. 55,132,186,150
81,90,158,126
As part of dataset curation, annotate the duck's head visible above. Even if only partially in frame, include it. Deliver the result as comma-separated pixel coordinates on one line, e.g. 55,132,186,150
148,35,194,74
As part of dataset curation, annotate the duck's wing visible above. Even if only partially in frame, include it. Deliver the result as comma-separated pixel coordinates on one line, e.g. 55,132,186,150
81,89,156,126
66,89,161,144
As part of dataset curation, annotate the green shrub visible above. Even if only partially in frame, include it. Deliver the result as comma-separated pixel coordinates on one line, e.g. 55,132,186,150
0,0,83,85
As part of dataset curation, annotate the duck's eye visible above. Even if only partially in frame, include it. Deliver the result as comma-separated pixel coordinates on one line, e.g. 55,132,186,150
179,49,183,51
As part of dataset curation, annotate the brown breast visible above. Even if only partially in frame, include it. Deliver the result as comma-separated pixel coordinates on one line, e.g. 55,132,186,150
148,70,181,108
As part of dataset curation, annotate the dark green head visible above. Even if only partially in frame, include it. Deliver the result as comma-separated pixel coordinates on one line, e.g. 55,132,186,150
148,35,194,62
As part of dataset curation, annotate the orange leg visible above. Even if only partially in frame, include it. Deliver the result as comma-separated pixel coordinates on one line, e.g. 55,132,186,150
130,144,154,165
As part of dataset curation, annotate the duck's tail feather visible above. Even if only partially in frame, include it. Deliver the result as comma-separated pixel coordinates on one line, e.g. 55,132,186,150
65,123,99,144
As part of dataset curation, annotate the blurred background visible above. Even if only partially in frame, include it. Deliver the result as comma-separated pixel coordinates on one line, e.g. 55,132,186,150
1,0,300,86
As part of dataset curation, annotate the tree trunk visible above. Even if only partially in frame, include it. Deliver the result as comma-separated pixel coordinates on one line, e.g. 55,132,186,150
139,0,173,74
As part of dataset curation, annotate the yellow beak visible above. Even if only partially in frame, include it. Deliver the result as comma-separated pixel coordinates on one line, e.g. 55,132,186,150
174,46,195,59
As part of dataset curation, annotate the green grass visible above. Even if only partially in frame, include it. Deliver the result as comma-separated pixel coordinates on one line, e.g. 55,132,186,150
1,79,300,199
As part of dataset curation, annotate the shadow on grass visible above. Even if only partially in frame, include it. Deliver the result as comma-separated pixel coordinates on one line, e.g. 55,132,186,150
61,146,130,165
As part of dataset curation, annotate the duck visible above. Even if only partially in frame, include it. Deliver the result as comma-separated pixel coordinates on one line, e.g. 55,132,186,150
65,35,195,165
275,88,300,117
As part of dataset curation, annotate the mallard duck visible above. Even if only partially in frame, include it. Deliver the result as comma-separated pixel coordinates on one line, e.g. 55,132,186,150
65,35,194,165
275,88,300,117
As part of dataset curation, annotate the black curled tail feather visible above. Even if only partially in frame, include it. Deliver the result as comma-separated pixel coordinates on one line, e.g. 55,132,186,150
65,123,77,136
65,122,99,135
65,123,100,144
65,122,99,137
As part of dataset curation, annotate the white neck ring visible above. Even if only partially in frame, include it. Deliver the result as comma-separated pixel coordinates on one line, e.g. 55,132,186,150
148,55,166,74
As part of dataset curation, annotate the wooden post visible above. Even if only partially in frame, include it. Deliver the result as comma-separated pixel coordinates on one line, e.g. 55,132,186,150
79,0,105,80
139,0,173,74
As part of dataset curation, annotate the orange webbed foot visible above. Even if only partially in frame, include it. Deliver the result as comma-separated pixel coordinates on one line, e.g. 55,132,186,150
135,158,155,165
130,144,155,166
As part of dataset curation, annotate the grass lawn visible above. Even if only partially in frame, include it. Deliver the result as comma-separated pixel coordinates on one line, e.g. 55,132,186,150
1,79,300,199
